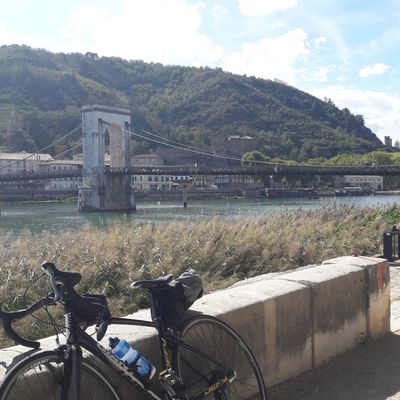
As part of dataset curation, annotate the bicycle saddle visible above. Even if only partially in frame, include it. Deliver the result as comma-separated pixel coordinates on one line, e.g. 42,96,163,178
131,274,173,289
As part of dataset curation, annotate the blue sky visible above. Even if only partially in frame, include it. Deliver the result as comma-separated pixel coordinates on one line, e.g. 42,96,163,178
1,0,399,143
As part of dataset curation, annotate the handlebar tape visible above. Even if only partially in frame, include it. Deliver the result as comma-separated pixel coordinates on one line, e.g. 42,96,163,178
2,319,40,349
0,298,54,348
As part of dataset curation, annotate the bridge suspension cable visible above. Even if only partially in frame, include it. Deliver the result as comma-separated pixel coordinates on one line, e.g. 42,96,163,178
128,128,246,163
108,122,339,169
47,141,82,161
0,123,82,172
135,127,292,165
101,119,275,164
102,120,394,170
102,120,279,166
130,128,391,170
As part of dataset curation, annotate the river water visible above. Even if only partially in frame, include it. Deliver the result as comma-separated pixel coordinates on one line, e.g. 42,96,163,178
1,195,400,234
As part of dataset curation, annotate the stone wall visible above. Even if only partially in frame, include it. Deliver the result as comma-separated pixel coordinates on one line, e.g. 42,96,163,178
0,256,390,398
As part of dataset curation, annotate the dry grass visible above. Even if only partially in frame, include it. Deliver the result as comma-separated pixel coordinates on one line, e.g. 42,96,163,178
0,202,396,347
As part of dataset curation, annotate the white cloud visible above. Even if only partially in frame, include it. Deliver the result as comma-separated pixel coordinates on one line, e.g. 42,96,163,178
358,63,390,78
314,36,326,47
309,67,330,82
55,0,222,66
0,23,29,45
222,28,309,83
312,86,400,142
271,22,285,30
238,0,298,16
0,23,52,49
213,4,228,14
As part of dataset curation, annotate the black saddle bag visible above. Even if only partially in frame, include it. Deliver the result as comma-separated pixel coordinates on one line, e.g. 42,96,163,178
152,269,203,329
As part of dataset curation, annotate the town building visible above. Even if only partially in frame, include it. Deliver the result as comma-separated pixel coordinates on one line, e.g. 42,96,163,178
131,154,163,167
337,175,383,191
384,136,393,149
214,175,257,189
132,174,191,191
130,153,192,190
36,159,82,190
192,175,218,189
0,152,52,175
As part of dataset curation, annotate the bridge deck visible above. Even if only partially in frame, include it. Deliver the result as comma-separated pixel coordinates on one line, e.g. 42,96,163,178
0,165,399,182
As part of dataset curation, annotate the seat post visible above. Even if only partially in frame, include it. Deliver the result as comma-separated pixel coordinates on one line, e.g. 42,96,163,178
151,291,170,370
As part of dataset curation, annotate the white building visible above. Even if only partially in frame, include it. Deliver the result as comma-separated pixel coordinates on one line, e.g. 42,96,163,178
214,175,257,188
0,152,52,175
132,174,192,190
130,153,190,190
36,159,82,190
340,175,383,191
131,154,163,167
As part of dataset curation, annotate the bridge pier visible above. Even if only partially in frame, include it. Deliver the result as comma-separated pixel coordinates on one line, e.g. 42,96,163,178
78,105,136,212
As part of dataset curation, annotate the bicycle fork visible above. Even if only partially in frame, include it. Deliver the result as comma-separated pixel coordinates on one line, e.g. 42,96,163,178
59,344,82,400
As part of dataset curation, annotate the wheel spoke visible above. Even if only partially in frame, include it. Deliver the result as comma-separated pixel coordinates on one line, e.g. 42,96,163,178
0,353,121,400
175,316,266,400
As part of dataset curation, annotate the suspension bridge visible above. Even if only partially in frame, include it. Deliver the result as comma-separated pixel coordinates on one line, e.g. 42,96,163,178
1,105,398,211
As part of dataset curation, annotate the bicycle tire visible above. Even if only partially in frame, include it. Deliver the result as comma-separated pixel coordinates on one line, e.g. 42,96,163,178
0,350,121,400
174,315,267,400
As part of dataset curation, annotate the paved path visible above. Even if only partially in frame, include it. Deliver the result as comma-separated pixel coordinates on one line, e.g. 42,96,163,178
269,265,400,400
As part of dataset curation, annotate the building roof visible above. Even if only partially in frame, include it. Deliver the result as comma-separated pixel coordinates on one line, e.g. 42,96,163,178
131,154,161,159
240,136,255,140
0,152,53,161
227,135,255,141
41,159,82,165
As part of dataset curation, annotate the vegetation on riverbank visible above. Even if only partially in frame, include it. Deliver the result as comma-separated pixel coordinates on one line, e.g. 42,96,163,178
1,45,381,160
0,202,397,347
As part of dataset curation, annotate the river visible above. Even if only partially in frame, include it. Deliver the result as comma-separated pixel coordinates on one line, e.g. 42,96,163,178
1,195,400,234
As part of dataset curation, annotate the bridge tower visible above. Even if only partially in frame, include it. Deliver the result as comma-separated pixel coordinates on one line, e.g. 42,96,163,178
78,105,135,212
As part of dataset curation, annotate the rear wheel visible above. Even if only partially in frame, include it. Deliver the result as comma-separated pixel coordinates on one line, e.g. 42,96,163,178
174,315,267,400
0,350,121,400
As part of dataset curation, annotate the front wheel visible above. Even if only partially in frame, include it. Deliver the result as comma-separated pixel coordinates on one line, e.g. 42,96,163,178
0,350,121,400
174,315,267,400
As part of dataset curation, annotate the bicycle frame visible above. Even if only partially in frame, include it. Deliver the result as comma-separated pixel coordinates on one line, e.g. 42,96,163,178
0,263,236,400
60,312,235,400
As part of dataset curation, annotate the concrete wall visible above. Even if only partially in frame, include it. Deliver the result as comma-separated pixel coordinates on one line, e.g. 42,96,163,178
0,256,390,397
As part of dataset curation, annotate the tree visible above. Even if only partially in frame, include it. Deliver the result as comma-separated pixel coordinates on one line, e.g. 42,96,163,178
355,114,365,124
241,151,270,165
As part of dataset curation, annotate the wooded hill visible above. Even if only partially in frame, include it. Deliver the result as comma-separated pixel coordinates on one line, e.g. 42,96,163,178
0,44,383,161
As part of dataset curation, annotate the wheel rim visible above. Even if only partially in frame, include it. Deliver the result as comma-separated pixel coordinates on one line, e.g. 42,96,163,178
1,354,120,400
176,317,266,400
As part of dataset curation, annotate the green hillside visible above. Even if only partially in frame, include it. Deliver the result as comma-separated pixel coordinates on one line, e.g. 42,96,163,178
0,44,383,160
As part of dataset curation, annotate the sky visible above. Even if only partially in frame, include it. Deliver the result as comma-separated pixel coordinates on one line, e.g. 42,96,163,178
0,0,399,144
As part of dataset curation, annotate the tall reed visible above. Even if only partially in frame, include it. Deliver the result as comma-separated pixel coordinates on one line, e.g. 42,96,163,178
0,202,396,347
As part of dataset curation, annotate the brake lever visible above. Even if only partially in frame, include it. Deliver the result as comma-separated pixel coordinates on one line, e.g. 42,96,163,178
96,319,109,341
42,262,61,301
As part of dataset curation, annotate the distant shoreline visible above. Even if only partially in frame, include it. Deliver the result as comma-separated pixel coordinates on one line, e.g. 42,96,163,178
2,189,400,207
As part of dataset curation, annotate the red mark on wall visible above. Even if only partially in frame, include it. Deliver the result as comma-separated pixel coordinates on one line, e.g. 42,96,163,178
378,263,383,289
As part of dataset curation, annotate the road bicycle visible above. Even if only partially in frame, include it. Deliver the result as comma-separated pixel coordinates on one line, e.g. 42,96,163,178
0,262,267,400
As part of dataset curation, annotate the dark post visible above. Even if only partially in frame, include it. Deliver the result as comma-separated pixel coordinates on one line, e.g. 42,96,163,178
383,226,400,261
183,186,188,208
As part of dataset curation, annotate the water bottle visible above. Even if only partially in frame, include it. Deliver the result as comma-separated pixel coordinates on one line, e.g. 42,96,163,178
109,337,156,379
